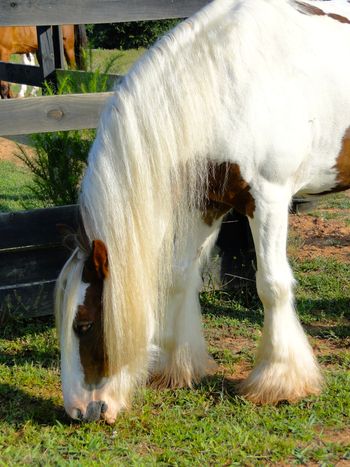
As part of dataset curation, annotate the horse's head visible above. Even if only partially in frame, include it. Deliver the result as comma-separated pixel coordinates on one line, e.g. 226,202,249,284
56,239,121,424
0,81,13,99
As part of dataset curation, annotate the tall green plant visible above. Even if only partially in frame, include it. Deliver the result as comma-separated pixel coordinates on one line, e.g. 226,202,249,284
87,20,181,50
17,57,120,207
17,130,93,206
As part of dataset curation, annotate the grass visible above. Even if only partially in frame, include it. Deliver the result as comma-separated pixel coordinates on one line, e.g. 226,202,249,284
88,48,146,75
0,165,349,464
0,161,44,212
0,255,349,464
0,55,349,464
307,192,350,226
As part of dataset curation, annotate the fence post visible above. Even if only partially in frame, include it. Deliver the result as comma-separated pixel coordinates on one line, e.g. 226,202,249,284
37,25,58,92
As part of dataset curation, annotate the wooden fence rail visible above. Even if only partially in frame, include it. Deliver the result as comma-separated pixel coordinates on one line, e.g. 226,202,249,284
0,205,78,319
0,0,209,26
0,92,113,135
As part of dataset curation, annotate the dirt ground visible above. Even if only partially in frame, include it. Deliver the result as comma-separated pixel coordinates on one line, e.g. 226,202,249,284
289,210,350,264
0,136,36,165
1,136,349,263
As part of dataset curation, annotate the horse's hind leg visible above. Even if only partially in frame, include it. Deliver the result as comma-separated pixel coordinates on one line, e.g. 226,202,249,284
240,189,323,403
0,49,12,99
18,54,39,97
150,213,222,389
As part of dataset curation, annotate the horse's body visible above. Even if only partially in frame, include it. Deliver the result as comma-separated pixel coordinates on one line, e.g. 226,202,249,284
0,24,87,98
56,0,350,424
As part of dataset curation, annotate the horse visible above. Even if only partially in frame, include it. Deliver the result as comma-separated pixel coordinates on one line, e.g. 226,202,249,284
0,24,87,98
55,0,350,424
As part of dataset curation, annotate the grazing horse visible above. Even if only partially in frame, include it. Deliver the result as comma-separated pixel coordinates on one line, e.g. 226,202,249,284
55,0,350,424
0,24,87,98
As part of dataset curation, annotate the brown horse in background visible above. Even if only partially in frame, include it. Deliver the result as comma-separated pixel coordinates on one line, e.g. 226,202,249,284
0,24,87,98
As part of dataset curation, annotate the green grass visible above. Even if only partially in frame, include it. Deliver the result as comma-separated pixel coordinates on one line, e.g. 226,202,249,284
0,166,349,464
89,48,146,75
0,161,44,212
307,192,350,226
0,254,349,465
0,57,349,465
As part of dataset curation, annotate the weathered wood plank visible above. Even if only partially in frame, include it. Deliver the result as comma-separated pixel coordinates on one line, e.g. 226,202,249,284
0,0,209,26
37,25,56,80
0,62,43,87
0,205,78,250
0,205,79,319
0,92,113,135
0,247,71,285
0,281,56,318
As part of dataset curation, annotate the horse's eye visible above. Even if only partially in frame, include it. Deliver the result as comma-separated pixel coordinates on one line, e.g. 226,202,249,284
73,321,93,336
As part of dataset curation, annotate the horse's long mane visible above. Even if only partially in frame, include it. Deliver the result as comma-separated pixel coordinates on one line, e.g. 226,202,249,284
78,0,243,378
56,0,313,388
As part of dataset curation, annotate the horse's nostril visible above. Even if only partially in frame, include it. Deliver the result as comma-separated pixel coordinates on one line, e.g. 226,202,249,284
74,408,84,420
101,402,108,414
84,400,105,422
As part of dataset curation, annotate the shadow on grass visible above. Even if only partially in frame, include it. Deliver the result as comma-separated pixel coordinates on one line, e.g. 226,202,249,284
0,315,55,340
0,316,58,368
201,292,350,327
0,192,39,210
0,384,67,426
304,323,350,340
0,348,58,369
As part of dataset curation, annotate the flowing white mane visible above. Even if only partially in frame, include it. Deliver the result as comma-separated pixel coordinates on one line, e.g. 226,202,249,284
77,0,243,379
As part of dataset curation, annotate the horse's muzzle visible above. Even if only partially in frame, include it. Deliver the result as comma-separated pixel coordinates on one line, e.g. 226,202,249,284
74,400,108,422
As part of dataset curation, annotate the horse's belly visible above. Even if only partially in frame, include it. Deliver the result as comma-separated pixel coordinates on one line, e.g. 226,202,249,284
294,125,350,196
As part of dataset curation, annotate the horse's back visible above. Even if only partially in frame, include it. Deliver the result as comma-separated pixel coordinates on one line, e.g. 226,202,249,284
217,0,350,197
0,26,37,54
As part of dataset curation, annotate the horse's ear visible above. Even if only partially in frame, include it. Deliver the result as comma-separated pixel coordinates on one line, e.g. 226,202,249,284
56,223,77,251
91,239,109,280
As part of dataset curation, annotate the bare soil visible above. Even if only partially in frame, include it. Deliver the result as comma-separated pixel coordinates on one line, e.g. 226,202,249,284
0,136,36,165
289,212,350,264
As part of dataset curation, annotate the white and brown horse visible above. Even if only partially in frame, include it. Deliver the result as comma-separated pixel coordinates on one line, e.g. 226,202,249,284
55,0,350,424
0,24,87,98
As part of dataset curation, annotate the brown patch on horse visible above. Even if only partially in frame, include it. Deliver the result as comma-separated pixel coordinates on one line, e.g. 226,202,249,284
335,127,350,190
74,240,109,385
203,162,256,225
315,127,350,195
328,13,350,25
295,2,350,25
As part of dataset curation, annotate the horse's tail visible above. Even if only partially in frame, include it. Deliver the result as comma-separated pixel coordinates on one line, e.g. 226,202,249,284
74,25,88,70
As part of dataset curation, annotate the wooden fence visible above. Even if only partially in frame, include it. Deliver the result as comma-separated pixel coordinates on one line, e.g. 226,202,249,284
0,0,210,319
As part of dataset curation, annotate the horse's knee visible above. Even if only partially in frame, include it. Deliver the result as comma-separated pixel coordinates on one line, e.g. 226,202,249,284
256,270,294,309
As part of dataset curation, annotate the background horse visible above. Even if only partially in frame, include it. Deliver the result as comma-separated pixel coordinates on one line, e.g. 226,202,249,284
17,53,39,98
0,24,87,98
55,0,350,424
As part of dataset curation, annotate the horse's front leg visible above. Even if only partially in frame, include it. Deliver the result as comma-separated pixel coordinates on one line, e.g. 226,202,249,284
150,213,222,389
240,188,323,403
